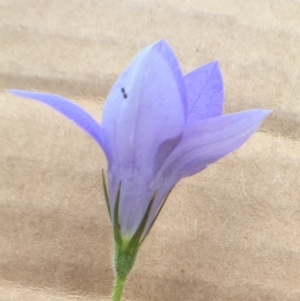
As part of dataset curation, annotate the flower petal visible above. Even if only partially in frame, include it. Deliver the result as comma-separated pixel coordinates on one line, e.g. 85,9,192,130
102,40,186,175
184,61,223,124
8,90,107,154
161,109,271,180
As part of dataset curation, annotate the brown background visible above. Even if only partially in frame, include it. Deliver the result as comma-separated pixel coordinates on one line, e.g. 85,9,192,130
1,0,300,300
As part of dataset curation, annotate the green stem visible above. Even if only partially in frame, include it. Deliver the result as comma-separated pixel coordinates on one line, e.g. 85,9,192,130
111,244,138,301
112,274,126,301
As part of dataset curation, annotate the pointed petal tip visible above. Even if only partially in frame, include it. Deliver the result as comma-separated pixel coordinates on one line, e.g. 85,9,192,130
152,38,168,47
251,109,272,120
210,60,220,66
227,108,272,120
214,61,221,73
147,39,173,56
7,89,49,99
208,60,221,73
263,109,273,116
199,60,220,69
7,89,24,96
224,109,272,131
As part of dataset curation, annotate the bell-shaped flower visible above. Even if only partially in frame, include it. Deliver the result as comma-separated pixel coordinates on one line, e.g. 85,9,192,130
8,41,270,291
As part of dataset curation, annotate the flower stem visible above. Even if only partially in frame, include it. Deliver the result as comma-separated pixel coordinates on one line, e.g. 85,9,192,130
111,244,138,301
112,274,126,301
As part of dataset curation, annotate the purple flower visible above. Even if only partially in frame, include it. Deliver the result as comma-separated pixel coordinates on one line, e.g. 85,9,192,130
8,40,270,247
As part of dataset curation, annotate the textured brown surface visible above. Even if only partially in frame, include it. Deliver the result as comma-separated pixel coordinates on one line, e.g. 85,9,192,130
1,1,300,300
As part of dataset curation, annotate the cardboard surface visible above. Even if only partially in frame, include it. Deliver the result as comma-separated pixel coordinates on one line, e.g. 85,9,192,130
1,1,300,300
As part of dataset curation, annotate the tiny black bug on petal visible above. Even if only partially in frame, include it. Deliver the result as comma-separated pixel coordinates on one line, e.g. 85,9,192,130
121,88,128,99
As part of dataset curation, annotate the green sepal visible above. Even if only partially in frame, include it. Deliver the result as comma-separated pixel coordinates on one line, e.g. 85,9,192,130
113,182,123,247
126,191,157,251
140,188,172,243
101,169,111,219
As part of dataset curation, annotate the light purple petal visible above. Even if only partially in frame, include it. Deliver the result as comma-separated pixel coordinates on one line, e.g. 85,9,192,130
144,110,271,240
103,40,186,236
161,109,271,181
102,40,186,171
184,61,223,124
8,90,108,155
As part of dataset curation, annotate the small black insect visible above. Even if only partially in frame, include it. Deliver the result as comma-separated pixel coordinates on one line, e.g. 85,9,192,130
121,87,128,99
